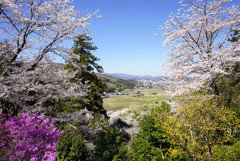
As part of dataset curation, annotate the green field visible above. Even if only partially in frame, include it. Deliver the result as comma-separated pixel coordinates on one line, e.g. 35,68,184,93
103,88,167,111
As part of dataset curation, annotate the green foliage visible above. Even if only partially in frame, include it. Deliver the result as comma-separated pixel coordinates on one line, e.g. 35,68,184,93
56,131,89,161
228,24,240,42
52,97,85,114
213,64,240,117
155,101,171,113
162,93,240,161
94,126,128,161
130,135,156,161
113,142,129,161
129,102,185,161
64,34,107,115
212,141,240,161
98,74,136,93
213,24,240,118
228,30,240,42
72,34,103,73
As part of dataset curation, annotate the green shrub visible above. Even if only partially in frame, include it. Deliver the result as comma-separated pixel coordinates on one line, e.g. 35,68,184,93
94,126,128,161
56,131,89,161
212,142,240,161
162,93,240,160
129,102,185,161
113,142,129,161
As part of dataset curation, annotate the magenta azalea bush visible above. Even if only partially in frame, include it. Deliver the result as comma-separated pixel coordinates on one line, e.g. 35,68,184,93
0,112,61,161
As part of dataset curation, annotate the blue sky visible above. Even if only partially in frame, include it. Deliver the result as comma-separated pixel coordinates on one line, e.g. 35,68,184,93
71,0,181,76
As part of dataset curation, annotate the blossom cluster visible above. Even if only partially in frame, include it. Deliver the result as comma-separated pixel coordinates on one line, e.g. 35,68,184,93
0,112,61,161
160,0,240,95
0,0,93,113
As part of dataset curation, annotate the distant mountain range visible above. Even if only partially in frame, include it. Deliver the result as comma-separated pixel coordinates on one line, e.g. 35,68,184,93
103,73,166,81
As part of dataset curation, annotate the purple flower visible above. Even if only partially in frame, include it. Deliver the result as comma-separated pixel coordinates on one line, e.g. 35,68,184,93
0,112,61,161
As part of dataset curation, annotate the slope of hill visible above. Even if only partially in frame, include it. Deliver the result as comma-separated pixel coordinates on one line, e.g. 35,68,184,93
97,74,138,92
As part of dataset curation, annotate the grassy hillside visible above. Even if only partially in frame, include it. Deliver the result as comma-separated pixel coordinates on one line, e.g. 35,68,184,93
97,74,138,92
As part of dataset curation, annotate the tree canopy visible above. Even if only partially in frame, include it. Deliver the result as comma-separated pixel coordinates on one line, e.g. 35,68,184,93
0,0,97,114
161,0,240,95
64,34,107,114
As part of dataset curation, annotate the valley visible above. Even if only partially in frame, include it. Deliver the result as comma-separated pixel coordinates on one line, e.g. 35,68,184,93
103,88,166,112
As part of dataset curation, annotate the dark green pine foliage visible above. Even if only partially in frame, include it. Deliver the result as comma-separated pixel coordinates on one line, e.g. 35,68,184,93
65,34,107,115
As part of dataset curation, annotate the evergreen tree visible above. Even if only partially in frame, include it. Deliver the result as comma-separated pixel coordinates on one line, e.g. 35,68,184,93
65,34,107,115
72,34,103,73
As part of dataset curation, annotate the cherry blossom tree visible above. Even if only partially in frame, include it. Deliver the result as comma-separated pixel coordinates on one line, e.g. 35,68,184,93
161,0,240,95
0,0,97,114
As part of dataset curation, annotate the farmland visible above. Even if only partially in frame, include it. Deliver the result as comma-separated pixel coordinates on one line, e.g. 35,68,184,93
103,88,167,112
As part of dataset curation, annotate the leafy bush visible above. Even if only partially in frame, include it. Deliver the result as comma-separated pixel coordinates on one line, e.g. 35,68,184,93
94,126,129,161
56,131,89,161
129,103,185,161
113,142,129,161
213,73,240,117
212,141,240,161
162,93,240,160
0,112,61,160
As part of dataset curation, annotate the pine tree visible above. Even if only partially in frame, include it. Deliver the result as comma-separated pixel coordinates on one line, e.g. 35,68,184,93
65,34,107,115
